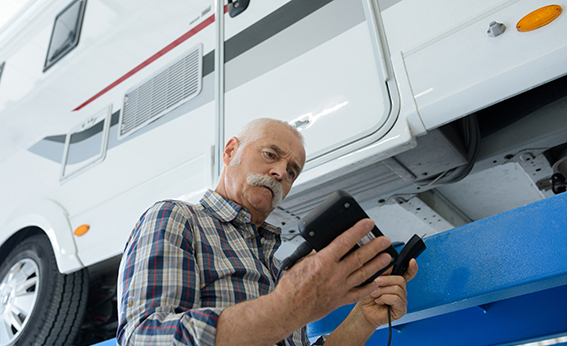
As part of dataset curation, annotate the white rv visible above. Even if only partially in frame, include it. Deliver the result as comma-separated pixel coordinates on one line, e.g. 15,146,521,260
0,0,566,344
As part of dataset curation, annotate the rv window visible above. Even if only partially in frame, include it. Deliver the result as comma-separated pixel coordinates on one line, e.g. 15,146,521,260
60,105,111,181
43,0,87,72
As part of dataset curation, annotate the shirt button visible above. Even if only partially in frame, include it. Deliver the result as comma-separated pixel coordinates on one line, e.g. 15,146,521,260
128,300,134,308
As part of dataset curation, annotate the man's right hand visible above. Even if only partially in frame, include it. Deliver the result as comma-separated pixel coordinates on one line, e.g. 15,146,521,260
273,218,393,329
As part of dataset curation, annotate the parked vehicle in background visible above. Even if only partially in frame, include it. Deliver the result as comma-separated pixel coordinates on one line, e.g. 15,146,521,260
0,0,566,344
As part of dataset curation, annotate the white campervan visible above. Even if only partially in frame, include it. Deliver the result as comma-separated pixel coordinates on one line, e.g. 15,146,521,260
0,0,566,344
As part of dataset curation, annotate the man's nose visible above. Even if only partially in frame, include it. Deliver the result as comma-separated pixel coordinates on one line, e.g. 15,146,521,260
269,162,287,181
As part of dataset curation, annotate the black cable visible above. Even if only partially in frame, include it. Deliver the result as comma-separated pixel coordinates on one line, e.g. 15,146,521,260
276,241,312,281
383,235,426,346
416,114,481,187
386,306,392,346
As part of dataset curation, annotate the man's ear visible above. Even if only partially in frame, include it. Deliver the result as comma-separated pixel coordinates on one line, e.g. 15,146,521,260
222,137,240,166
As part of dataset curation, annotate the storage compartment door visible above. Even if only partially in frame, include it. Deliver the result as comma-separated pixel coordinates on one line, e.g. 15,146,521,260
222,0,395,166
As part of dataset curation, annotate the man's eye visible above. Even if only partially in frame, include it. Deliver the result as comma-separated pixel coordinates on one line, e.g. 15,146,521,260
287,169,296,179
264,152,276,159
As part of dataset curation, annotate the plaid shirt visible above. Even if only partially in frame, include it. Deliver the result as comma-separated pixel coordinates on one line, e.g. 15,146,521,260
117,190,324,345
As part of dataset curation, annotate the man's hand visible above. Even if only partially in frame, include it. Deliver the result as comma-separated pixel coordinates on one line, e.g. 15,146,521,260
273,218,393,329
357,259,418,328
323,259,419,346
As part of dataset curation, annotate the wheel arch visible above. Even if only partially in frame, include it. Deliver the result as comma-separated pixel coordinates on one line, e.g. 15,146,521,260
0,199,84,274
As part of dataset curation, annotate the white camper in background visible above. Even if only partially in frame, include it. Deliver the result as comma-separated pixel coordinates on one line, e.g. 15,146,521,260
0,0,566,344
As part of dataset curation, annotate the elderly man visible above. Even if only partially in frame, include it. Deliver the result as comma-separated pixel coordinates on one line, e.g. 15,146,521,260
117,118,417,346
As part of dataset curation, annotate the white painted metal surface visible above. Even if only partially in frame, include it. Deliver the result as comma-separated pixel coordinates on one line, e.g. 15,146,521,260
0,0,566,274
385,0,567,130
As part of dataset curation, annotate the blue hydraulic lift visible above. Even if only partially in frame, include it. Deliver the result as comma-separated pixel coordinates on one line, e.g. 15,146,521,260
309,192,567,345
91,192,567,346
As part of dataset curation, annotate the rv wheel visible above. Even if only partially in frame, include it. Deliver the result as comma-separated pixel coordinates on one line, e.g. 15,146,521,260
0,233,88,346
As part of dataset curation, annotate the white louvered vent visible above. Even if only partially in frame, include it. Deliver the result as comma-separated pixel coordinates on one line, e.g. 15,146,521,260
119,45,202,138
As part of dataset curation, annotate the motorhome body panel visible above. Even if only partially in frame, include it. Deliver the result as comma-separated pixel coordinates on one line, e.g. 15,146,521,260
0,0,399,270
281,0,567,218
0,0,566,272
0,0,218,271
224,0,394,162
383,0,567,129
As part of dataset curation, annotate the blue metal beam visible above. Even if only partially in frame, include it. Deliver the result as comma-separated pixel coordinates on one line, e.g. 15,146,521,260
367,284,567,345
308,192,567,345
93,193,567,345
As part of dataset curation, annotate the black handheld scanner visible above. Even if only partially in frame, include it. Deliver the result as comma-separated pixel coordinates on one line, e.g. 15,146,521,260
298,190,399,285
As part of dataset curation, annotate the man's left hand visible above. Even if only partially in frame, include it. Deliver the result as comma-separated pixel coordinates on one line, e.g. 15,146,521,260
356,258,419,329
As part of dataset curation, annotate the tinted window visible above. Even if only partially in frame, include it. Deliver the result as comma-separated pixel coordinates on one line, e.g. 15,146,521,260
44,0,87,72
60,105,111,181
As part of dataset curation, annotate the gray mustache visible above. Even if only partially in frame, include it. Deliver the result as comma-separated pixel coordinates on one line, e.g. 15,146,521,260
247,174,283,208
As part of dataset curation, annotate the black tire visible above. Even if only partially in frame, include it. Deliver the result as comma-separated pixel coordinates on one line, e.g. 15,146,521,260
0,233,89,346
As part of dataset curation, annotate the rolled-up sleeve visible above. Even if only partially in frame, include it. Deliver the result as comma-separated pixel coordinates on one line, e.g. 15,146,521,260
117,201,224,345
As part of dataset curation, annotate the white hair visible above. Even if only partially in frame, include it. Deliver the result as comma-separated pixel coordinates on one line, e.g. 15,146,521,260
230,118,304,167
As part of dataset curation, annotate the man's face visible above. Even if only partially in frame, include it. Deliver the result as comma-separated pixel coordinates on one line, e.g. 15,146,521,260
223,123,306,220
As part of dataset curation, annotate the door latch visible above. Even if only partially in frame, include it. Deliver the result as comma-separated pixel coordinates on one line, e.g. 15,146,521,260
292,119,310,129
228,0,250,18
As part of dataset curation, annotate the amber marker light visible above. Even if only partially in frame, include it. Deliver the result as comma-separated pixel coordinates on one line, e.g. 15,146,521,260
74,224,90,236
517,5,562,32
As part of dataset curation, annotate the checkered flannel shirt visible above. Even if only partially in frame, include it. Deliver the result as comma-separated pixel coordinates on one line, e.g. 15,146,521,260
117,190,325,345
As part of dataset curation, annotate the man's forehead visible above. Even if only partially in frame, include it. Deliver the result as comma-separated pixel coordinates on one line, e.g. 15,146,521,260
259,137,304,158
254,129,305,160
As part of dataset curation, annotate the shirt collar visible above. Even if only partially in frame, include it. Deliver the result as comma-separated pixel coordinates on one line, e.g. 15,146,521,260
200,190,248,223
200,190,281,236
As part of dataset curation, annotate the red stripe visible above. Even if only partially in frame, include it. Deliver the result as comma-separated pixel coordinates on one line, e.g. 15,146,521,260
189,309,219,322
73,5,228,112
